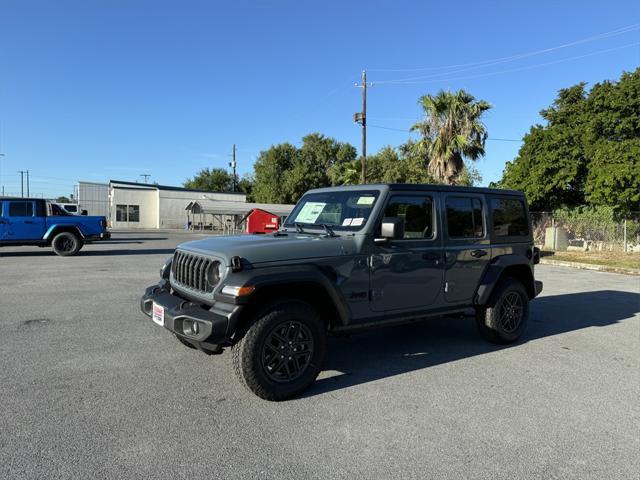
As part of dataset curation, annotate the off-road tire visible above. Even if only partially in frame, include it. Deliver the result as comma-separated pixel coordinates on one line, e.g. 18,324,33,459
476,277,529,344
232,300,327,401
51,232,83,256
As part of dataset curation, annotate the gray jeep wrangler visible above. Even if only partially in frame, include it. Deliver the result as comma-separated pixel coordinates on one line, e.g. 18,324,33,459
141,184,542,400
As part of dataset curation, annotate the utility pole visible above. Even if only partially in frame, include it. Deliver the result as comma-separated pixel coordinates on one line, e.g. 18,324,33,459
18,170,26,197
229,144,237,192
354,69,371,184
140,174,150,183
0,152,4,197
26,170,29,197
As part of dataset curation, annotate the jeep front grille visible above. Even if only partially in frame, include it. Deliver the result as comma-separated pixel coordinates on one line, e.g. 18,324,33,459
171,251,218,293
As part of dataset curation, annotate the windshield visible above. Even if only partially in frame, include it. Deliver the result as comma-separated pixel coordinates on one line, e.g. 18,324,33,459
284,190,380,231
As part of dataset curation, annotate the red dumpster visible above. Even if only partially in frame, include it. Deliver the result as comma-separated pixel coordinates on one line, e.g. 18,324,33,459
245,208,281,234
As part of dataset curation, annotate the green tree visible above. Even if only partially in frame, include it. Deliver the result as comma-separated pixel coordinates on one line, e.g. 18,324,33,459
184,168,233,192
410,89,491,184
252,143,298,203
284,133,357,201
496,68,640,214
252,134,357,203
237,173,255,202
55,196,71,203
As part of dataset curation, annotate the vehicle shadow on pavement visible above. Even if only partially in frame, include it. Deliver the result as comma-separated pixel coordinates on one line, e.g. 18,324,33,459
106,237,169,241
0,248,176,257
305,290,640,398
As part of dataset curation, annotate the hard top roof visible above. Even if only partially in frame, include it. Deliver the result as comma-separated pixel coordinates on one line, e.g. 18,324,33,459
306,183,524,197
0,197,48,202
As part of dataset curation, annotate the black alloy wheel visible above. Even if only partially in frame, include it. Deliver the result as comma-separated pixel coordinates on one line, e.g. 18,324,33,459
261,321,314,383
498,291,524,333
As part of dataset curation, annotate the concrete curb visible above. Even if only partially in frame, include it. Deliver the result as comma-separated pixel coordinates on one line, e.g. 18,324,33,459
540,258,640,276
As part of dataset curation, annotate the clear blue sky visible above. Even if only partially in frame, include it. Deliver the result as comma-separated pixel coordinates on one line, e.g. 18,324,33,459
1,0,638,198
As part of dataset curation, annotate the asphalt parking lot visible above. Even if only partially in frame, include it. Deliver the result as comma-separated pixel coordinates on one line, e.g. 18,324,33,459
1,231,639,480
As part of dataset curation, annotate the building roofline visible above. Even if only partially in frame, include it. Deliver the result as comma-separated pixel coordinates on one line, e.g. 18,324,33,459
109,179,246,195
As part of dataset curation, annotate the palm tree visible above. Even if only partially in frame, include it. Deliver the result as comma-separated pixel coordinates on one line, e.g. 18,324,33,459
410,89,491,185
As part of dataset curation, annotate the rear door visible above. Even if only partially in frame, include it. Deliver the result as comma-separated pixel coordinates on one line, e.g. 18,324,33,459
5,200,46,240
369,192,444,312
443,194,491,304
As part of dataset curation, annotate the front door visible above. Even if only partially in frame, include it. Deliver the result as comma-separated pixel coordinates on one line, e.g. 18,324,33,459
4,201,46,241
369,193,444,312
442,194,491,304
0,201,8,240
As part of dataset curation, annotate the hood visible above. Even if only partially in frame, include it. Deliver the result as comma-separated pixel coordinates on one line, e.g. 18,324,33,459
177,233,358,266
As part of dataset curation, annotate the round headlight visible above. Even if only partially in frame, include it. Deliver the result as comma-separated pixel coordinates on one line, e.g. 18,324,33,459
206,261,221,288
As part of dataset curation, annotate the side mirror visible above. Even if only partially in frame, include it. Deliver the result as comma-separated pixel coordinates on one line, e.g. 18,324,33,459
374,217,404,244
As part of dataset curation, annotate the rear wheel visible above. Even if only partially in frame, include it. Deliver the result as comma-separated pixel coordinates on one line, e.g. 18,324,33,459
232,300,327,401
51,232,83,256
476,277,529,344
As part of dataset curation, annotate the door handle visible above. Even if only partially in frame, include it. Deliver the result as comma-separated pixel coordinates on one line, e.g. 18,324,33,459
470,249,488,258
24,220,35,224
368,254,384,270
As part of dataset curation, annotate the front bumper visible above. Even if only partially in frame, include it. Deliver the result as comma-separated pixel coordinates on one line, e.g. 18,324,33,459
140,281,242,352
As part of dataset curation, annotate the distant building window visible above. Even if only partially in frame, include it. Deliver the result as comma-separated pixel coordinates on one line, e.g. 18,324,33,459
9,201,34,217
116,204,127,222
491,198,529,236
116,204,140,222
446,197,484,238
128,205,140,222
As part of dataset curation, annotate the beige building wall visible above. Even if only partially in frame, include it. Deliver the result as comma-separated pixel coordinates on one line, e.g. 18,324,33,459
110,187,158,229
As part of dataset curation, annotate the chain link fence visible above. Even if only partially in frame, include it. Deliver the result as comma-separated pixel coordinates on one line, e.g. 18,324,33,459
531,211,640,253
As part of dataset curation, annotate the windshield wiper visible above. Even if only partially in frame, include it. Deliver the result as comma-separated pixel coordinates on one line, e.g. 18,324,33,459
294,222,305,233
320,224,337,237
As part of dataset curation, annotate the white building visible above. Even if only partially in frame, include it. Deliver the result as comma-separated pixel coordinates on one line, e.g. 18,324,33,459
109,180,246,229
78,181,110,217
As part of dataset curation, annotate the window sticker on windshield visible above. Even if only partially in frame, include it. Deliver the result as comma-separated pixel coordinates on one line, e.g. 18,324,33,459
351,217,364,226
342,218,353,226
294,202,326,223
356,196,375,206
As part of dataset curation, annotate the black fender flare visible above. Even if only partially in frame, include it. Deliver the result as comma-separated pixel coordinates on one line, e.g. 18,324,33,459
215,264,351,326
474,254,534,305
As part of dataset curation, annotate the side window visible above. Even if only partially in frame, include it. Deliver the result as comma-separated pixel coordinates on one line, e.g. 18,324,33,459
491,198,529,237
446,196,484,238
383,195,434,239
116,204,128,222
9,201,34,217
128,205,140,222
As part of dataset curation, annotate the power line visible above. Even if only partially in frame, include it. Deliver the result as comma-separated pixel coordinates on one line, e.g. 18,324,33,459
375,42,639,86
368,123,522,142
368,23,640,73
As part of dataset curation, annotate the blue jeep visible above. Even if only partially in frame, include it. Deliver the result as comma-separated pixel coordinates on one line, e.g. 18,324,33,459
0,197,110,256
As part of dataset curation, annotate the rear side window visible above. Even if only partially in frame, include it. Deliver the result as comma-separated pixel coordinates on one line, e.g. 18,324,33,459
446,197,483,238
491,198,529,237
9,202,33,217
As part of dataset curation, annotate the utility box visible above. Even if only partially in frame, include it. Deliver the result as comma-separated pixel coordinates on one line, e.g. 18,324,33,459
544,227,569,251
245,208,280,234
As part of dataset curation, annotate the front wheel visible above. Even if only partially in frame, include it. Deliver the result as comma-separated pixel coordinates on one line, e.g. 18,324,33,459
476,277,529,344
232,300,327,401
51,232,83,256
